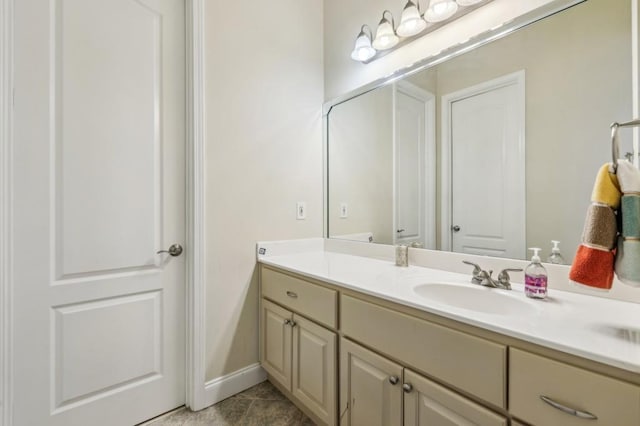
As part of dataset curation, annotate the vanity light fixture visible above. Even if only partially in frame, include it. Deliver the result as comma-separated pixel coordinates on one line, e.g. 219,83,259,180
350,25,376,62
424,0,459,23
351,0,493,63
397,1,427,37
373,10,400,50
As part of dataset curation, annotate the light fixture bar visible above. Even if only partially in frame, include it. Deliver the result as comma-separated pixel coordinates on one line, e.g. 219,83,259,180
353,0,495,64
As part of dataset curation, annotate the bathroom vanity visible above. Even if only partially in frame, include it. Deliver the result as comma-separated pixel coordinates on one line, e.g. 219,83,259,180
258,239,640,426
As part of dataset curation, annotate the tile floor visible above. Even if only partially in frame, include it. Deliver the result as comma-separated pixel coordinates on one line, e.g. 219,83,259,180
143,381,315,426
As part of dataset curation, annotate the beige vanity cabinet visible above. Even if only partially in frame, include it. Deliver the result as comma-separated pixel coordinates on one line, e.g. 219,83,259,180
340,337,508,426
262,299,293,387
403,369,508,426
260,268,338,426
509,348,640,426
340,337,403,426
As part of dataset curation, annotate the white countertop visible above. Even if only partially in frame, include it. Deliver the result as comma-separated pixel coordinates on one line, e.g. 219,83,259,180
257,240,640,374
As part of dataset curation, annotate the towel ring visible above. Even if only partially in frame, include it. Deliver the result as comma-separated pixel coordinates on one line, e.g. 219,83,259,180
610,118,640,173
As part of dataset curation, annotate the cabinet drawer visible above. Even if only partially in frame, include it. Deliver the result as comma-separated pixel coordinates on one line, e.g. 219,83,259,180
341,295,506,408
509,348,640,426
262,267,337,329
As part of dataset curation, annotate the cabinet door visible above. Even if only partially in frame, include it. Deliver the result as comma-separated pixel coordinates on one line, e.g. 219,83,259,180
292,314,337,426
261,299,292,390
404,369,507,426
340,338,403,426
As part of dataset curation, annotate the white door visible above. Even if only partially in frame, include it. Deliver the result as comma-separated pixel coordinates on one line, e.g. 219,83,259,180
394,83,436,249
443,72,525,259
12,1,185,425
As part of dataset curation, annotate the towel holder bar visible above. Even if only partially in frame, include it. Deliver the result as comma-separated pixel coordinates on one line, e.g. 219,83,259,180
610,119,640,172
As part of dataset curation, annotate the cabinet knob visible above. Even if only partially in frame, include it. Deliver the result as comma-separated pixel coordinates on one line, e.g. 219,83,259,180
402,383,413,393
388,376,399,385
284,319,291,325
290,320,297,327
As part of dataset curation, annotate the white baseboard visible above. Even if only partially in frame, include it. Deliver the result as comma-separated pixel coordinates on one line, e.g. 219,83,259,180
203,363,267,408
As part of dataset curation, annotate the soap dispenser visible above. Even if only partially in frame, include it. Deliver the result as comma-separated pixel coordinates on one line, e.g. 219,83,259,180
525,248,547,299
547,240,566,265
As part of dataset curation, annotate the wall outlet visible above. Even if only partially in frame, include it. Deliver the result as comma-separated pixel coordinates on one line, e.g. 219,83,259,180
340,203,348,218
296,202,306,220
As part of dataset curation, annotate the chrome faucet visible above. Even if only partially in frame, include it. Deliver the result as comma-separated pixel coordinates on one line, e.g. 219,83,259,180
462,261,522,290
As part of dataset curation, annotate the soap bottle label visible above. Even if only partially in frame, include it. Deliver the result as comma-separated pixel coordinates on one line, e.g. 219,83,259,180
525,275,547,299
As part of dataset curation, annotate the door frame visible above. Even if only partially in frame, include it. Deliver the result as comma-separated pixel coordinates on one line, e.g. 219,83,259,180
0,0,13,424
0,0,209,423
440,70,526,253
392,81,436,249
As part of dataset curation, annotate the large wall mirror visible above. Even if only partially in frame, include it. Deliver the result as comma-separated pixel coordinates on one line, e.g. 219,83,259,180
326,0,635,264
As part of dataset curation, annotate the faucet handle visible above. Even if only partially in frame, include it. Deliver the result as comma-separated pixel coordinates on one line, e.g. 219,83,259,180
463,260,484,284
497,268,523,286
462,260,482,274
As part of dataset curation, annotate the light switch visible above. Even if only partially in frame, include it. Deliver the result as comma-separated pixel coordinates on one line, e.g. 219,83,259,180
340,203,348,218
296,202,306,220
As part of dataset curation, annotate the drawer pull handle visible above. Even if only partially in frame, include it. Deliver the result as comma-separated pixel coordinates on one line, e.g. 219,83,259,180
388,376,399,385
402,383,413,393
540,396,598,420
286,291,298,298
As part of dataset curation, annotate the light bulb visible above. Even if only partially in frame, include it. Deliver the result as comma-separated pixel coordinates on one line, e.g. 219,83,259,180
425,0,458,23
372,12,399,50
351,26,376,62
397,1,427,37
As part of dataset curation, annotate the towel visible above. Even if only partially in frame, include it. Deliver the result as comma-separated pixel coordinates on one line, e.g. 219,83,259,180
591,163,621,208
581,204,617,249
621,195,640,238
570,162,620,290
615,237,640,287
614,160,640,286
570,245,616,290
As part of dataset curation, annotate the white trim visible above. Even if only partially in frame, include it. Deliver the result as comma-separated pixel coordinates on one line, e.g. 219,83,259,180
203,364,267,407
185,0,207,412
0,0,12,424
440,70,526,255
393,81,436,250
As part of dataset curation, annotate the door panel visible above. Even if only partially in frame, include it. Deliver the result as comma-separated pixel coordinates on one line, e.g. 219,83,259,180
449,74,525,259
13,0,185,424
403,369,507,426
53,291,161,407
261,299,293,389
292,315,337,426
59,0,162,276
340,338,402,426
395,90,424,244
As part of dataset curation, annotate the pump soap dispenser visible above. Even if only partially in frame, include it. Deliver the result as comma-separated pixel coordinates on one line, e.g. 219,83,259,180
547,240,566,265
525,248,548,299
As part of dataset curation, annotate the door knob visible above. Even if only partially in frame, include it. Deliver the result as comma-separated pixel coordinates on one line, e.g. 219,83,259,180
157,244,183,257
451,225,461,232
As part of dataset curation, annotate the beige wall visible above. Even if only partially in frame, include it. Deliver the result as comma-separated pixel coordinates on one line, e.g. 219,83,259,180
328,86,393,243
204,0,324,381
324,0,564,101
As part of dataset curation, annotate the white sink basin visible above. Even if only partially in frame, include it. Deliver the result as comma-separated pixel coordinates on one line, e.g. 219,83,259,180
413,283,537,315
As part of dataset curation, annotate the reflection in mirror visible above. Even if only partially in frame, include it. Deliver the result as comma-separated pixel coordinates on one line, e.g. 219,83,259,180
327,0,633,263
